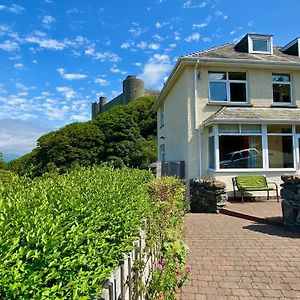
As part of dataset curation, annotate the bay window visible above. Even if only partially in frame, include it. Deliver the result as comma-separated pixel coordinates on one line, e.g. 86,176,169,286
208,72,247,103
267,125,294,168
208,124,296,170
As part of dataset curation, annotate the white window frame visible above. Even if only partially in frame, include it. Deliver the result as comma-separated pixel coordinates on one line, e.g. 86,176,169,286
267,125,295,171
208,71,248,104
208,124,296,172
248,36,273,54
272,73,292,105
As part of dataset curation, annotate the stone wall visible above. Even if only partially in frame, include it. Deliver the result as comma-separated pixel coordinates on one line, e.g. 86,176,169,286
190,179,227,213
280,175,300,231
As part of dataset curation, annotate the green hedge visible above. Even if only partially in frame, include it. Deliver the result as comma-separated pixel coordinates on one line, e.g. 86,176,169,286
0,167,154,299
0,168,186,299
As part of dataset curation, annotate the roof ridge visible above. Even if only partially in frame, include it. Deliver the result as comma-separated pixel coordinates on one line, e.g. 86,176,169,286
184,43,233,58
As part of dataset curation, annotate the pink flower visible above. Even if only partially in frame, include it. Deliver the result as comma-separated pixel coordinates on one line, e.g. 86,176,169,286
157,263,163,272
161,258,168,264
158,291,164,299
185,264,192,272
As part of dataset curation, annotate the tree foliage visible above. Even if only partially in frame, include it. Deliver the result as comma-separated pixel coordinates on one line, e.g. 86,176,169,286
10,96,157,177
0,153,6,169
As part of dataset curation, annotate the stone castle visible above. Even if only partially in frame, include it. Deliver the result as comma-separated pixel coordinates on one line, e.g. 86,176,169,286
91,75,159,119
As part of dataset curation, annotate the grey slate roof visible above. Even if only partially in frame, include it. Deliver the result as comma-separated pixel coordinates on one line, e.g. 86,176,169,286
185,44,300,64
203,107,300,125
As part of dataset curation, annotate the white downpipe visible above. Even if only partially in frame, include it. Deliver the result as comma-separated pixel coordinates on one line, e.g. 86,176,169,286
194,60,202,178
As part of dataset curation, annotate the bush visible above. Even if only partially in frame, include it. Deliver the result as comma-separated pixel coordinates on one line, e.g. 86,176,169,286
0,167,153,299
147,177,188,299
0,169,187,299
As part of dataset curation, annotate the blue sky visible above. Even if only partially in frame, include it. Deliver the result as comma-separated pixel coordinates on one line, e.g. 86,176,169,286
0,0,300,158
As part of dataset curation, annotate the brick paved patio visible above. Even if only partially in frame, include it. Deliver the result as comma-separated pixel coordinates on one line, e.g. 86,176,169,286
221,200,282,225
178,214,300,299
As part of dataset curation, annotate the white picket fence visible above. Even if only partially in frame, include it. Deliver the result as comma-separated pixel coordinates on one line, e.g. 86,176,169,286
97,229,158,300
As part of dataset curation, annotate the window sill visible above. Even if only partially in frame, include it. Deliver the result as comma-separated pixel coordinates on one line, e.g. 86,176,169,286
208,168,296,173
207,102,253,107
270,104,298,108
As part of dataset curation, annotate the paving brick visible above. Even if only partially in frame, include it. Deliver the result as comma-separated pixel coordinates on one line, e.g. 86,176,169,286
177,213,300,299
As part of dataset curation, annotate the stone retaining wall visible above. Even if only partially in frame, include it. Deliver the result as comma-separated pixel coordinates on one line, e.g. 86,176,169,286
281,175,300,231
190,179,227,213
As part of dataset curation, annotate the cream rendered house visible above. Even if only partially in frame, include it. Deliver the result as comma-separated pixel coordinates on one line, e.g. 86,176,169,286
153,33,300,194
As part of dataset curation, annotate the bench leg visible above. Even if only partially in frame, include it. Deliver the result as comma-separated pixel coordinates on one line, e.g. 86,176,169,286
241,191,244,204
267,190,269,200
276,185,279,202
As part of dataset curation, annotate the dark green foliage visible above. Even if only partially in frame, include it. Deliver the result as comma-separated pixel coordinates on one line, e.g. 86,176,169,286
10,96,157,177
35,122,104,175
0,153,6,169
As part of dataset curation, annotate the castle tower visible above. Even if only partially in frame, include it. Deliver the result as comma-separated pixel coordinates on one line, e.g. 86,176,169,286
122,75,145,104
99,96,107,113
91,102,100,119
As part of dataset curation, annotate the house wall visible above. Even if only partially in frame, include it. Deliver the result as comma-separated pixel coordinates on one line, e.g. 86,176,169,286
160,62,300,192
157,69,190,176
196,66,300,192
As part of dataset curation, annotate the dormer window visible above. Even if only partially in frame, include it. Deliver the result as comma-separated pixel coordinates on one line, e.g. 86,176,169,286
234,33,273,55
252,39,269,52
281,37,300,57
249,36,273,54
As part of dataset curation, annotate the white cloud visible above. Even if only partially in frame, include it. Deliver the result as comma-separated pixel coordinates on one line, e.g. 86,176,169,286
0,119,50,155
148,43,160,50
215,10,228,20
94,78,109,86
192,23,208,29
0,4,25,14
185,32,201,42
110,65,127,74
9,4,25,14
183,1,207,9
121,41,133,49
57,68,87,80
155,22,162,29
56,86,76,99
174,31,181,41
139,54,171,89
134,62,142,67
70,114,89,122
25,36,67,50
202,37,212,42
84,46,121,62
137,41,147,49
128,28,142,37
42,15,56,28
14,63,24,69
43,101,69,120
0,40,19,51
153,34,163,41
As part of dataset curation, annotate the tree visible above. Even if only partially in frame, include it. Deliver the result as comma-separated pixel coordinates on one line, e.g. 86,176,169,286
0,152,6,169
11,96,158,177
35,122,105,176
92,96,157,168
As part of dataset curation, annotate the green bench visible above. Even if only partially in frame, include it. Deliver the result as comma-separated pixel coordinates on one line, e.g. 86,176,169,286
232,175,279,203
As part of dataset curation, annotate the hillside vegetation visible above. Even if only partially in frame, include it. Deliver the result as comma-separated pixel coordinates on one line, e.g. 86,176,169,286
9,96,157,177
